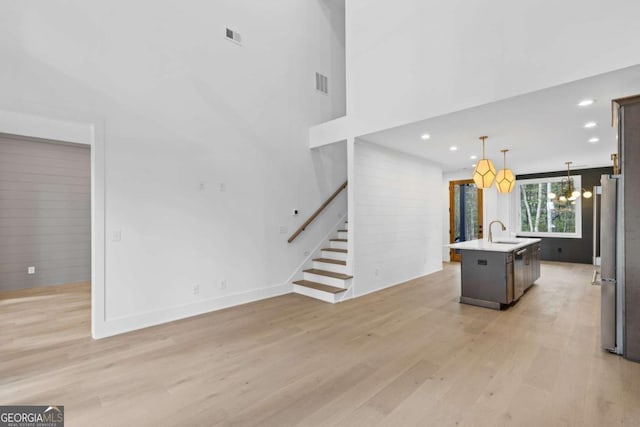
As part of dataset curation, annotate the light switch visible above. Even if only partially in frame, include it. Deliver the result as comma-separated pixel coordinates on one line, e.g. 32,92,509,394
112,230,122,242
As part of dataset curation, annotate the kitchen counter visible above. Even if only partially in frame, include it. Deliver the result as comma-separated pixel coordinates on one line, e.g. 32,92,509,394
448,237,541,252
448,238,541,309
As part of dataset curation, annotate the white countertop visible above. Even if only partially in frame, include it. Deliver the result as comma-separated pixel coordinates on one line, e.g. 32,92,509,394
447,238,541,253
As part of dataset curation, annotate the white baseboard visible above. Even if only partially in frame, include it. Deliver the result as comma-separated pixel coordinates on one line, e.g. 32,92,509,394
93,214,348,339
92,282,292,339
352,266,443,299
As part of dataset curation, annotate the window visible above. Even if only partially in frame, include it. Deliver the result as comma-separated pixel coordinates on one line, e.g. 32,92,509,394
515,176,582,238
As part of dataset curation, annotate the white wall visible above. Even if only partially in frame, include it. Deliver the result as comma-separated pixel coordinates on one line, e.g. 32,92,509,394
0,1,347,337
441,170,511,262
346,0,640,137
323,0,346,119
353,140,442,296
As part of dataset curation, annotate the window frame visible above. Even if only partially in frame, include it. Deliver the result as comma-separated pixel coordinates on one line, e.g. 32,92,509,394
514,176,582,239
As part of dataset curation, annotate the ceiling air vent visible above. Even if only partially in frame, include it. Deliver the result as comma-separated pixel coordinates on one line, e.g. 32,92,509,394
315,72,328,94
225,27,242,45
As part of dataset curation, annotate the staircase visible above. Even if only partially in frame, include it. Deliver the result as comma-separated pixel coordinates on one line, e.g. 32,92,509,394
293,221,352,303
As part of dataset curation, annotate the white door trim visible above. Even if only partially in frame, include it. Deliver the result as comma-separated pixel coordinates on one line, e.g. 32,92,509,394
0,109,107,338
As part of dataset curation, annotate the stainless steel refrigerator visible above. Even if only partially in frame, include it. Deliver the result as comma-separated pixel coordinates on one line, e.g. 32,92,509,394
601,174,624,354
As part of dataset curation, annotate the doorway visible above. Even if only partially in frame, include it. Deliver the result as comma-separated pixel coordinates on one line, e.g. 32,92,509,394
0,134,91,292
0,110,105,338
449,179,483,262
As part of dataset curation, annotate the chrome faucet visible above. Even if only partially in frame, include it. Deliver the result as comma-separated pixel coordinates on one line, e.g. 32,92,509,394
488,220,506,242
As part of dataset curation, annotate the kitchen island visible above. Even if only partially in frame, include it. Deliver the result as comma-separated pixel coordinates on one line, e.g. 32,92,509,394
448,238,541,309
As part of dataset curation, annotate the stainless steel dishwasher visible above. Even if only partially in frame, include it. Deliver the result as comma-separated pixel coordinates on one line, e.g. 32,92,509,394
514,247,527,300
506,253,514,303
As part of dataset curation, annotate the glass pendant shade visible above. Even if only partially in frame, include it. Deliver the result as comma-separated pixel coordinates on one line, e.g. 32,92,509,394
495,149,516,193
496,168,515,193
472,136,496,189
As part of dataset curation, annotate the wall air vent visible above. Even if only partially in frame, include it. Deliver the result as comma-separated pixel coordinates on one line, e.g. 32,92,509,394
225,27,242,45
315,72,328,94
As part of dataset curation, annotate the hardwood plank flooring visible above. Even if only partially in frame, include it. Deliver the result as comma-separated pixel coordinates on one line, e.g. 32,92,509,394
1,262,639,426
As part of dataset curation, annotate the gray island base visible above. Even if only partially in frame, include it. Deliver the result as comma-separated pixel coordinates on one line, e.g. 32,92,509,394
448,238,541,310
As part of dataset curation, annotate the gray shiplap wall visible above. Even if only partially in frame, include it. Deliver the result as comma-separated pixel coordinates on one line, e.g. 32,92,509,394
0,134,90,291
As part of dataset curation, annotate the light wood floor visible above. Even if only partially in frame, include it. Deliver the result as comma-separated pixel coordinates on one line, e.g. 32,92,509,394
2,262,639,426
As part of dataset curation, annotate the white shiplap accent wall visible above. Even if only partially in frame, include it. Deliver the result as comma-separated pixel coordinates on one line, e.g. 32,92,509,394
353,141,443,297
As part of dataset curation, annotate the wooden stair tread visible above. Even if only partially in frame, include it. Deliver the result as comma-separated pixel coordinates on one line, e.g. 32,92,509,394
293,280,346,294
303,269,353,280
330,238,348,242
312,258,347,265
322,248,347,253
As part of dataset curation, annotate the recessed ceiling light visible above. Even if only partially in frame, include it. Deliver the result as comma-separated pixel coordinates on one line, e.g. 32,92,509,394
578,99,595,107
471,164,477,168
470,155,477,160
588,137,599,143
421,133,431,140
584,122,597,128
450,146,458,151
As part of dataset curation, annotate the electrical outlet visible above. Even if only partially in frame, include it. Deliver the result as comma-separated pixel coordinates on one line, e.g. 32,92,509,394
220,280,227,290
304,251,310,256
279,225,288,234
27,266,35,275
219,182,225,192
112,230,122,242
193,284,200,295
374,268,380,277
199,181,206,192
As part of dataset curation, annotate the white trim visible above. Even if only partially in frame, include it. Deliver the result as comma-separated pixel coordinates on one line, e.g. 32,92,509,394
514,175,583,239
0,108,107,338
353,267,442,299
98,283,291,337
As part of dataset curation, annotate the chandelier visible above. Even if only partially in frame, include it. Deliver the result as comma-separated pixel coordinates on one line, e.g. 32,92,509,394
548,161,592,205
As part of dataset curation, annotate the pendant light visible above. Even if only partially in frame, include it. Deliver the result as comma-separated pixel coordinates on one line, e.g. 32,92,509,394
496,149,516,193
549,161,586,206
472,136,496,189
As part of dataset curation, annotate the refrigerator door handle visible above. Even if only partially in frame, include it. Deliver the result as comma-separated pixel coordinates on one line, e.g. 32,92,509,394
601,279,617,352
600,175,618,352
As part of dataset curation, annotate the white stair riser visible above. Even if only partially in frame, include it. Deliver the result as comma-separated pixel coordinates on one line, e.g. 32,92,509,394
293,285,339,303
303,272,350,288
330,240,348,250
313,261,347,274
321,250,348,261
337,231,348,239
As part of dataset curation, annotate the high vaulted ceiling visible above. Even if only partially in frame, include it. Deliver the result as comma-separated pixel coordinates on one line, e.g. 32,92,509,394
360,65,640,174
